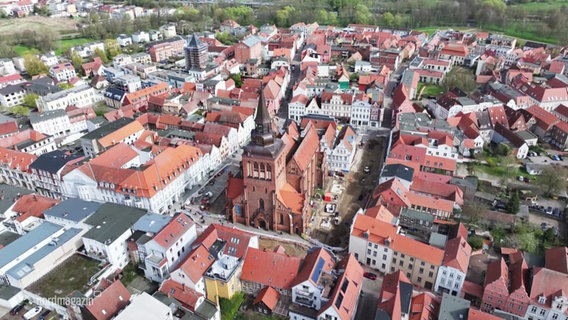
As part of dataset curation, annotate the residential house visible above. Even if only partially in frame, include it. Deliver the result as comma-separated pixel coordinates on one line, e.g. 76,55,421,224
0,129,56,156
82,203,147,269
117,34,133,47
1,193,59,234
0,148,36,189
375,271,413,319
49,63,77,82
550,122,568,151
157,279,219,320
137,214,197,282
326,125,357,172
114,292,173,320
434,236,471,296
170,244,216,295
43,198,101,230
80,118,144,157
147,36,186,63
234,36,262,64
132,31,150,43
80,279,131,320
0,84,25,108
159,24,176,38
240,247,302,297
123,82,169,109
36,85,101,112
28,110,71,138
492,123,529,159
29,150,80,199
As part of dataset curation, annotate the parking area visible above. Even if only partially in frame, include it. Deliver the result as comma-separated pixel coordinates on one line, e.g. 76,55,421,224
308,131,388,247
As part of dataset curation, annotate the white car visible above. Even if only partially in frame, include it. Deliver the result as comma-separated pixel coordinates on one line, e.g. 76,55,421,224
23,306,43,320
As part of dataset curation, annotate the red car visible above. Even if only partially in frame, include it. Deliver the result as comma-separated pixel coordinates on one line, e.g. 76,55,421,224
363,272,377,280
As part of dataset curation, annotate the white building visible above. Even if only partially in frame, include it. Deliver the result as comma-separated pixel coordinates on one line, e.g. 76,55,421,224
132,31,150,43
327,126,357,173
138,214,197,282
159,24,176,38
0,148,36,190
40,54,59,67
36,85,101,112
525,267,568,320
28,110,71,138
114,292,173,320
0,59,16,76
433,237,471,297
117,34,133,47
0,84,25,108
43,198,102,230
82,203,147,269
29,150,81,199
49,62,77,82
0,222,82,288
170,245,215,295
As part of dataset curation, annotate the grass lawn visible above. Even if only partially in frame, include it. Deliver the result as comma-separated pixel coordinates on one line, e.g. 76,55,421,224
509,0,568,12
27,254,101,299
55,37,96,55
13,45,36,56
417,83,446,98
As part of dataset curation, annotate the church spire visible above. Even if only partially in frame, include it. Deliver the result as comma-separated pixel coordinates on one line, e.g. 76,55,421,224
251,86,275,146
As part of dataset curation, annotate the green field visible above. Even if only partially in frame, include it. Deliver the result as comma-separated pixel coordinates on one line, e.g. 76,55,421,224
510,0,568,12
14,37,96,56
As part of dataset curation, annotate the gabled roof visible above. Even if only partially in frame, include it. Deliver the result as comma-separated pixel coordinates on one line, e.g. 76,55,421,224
153,214,194,249
545,247,568,274
526,105,560,128
442,237,471,273
253,286,279,311
376,271,413,320
197,223,257,259
0,121,18,136
11,194,59,222
291,247,335,288
365,205,396,224
493,123,527,148
351,214,398,245
292,125,320,171
485,258,508,287
177,245,216,283
159,279,203,311
372,178,411,207
319,254,363,320
0,147,36,171
390,233,444,266
410,293,439,320
240,247,302,290
529,267,568,307
29,150,80,174
86,280,131,320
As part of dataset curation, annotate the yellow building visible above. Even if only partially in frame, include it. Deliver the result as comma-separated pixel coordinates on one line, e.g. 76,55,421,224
204,255,243,303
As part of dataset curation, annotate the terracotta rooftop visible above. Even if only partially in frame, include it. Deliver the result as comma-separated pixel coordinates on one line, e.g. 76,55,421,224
253,286,279,311
85,280,131,320
240,247,302,291
12,194,59,222
153,214,194,249
442,237,471,273
177,245,215,283
159,279,203,311
545,247,568,274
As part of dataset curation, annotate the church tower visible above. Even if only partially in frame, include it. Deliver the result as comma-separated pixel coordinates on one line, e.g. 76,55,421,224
240,88,286,230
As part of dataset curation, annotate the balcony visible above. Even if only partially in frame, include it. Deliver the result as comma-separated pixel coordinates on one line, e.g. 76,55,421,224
295,295,314,308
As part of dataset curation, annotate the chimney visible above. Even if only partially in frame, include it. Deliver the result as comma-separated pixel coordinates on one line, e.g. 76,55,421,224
182,283,185,292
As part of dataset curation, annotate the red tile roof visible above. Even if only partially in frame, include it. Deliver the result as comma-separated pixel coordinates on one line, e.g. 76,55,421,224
0,129,48,149
410,178,464,204
177,245,215,283
159,279,203,311
442,237,471,273
153,214,194,248
529,267,568,308
240,247,302,290
292,125,320,171
211,224,257,259
545,247,568,274
0,147,37,171
377,271,411,320
351,214,398,244
98,120,144,148
526,105,560,129
12,194,59,222
319,254,363,320
86,280,131,320
390,234,444,265
410,293,439,320
253,286,279,311
0,121,18,136
276,182,305,214
291,248,335,288
364,205,396,223
485,258,508,287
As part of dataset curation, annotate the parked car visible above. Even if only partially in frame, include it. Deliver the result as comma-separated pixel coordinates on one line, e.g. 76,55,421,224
39,310,51,320
9,300,27,315
517,176,524,182
546,206,553,214
363,272,378,280
523,177,530,183
23,306,43,320
325,203,337,213
541,222,548,230
553,208,561,216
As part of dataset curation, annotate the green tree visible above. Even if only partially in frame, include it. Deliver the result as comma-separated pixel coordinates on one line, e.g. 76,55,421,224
536,166,568,198
467,236,484,250
22,93,39,109
383,12,395,27
9,105,30,116
229,74,243,88
506,191,520,214
518,232,537,253
275,6,296,27
58,83,74,89
104,39,121,59
442,67,477,93
93,48,109,64
23,54,48,76
70,51,83,72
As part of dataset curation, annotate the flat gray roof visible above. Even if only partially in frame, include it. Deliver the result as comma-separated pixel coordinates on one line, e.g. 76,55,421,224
0,222,62,269
7,226,82,280
131,213,172,234
0,184,32,215
83,203,147,244
43,198,102,223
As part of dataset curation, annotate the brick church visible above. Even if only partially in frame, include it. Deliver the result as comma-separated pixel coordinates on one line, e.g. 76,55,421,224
225,89,326,234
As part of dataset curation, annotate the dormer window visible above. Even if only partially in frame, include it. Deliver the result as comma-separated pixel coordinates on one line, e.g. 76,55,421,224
538,295,547,304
